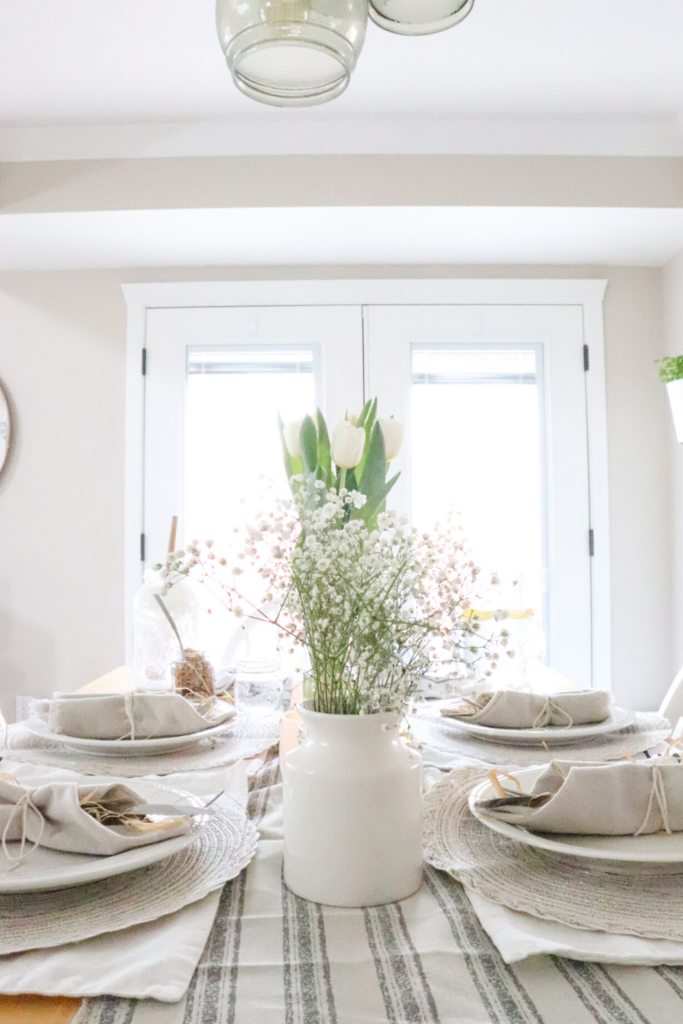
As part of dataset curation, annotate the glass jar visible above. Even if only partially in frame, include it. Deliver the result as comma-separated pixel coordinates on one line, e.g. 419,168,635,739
368,0,474,35
216,0,368,106
132,571,201,691
235,658,285,715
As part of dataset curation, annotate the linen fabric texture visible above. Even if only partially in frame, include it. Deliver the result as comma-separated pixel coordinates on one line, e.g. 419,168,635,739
0,776,190,855
476,760,683,835
31,691,235,740
441,688,611,729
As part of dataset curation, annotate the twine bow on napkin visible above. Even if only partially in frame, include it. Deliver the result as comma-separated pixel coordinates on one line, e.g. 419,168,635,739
0,774,192,868
30,691,236,742
475,760,683,836
441,688,612,730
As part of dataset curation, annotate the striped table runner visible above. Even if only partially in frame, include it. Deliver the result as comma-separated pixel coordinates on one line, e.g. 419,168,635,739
74,757,683,1024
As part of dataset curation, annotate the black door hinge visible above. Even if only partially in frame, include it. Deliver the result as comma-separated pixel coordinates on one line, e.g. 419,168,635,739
583,344,590,371
589,529,595,557
140,533,146,562
142,348,147,375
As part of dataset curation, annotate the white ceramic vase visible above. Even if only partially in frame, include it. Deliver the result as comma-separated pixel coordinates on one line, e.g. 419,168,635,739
283,700,423,907
667,378,683,444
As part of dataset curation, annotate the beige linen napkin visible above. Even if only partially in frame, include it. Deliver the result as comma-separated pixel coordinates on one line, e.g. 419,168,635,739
31,691,235,741
474,760,683,835
441,689,612,729
0,776,191,856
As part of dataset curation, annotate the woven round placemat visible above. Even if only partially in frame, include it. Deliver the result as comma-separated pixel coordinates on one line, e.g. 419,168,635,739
424,765,683,943
2,714,281,777
0,804,258,954
410,710,671,768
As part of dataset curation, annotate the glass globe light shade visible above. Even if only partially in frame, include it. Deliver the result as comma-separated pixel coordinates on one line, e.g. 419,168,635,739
216,0,368,107
369,0,474,35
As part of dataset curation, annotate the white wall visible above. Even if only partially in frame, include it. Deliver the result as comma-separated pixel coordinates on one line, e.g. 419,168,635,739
663,250,683,676
0,263,674,720
0,272,126,722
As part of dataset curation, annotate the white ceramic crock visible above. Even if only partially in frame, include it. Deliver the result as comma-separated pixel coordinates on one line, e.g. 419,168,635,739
283,700,423,907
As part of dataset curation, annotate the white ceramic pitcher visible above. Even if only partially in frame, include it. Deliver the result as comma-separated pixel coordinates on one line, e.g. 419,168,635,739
283,700,423,907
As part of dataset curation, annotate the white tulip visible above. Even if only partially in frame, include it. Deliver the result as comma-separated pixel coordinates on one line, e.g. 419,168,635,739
378,417,405,461
283,418,304,459
331,420,366,469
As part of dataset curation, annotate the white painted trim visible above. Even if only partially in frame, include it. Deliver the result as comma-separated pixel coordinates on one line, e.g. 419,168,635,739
581,288,612,690
122,278,608,309
123,301,147,662
4,117,683,162
123,277,611,686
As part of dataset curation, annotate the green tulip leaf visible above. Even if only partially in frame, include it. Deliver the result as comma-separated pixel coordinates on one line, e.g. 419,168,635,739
355,397,378,484
316,409,332,485
356,398,373,430
300,414,318,477
360,420,387,500
351,471,400,525
278,412,300,494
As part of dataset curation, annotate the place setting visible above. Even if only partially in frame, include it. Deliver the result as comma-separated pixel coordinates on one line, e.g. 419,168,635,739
2,682,282,778
423,747,683,965
409,683,672,768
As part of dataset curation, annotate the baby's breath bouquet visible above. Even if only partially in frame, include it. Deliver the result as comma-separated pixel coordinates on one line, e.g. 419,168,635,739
163,402,502,715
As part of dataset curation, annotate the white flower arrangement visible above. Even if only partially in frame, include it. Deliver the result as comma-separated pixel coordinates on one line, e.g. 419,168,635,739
160,400,505,715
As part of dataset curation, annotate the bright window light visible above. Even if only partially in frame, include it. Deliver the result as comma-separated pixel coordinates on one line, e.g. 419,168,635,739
185,347,317,551
411,345,546,621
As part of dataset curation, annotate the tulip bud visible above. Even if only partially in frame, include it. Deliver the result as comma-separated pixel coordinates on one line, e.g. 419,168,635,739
283,418,304,459
331,420,366,469
378,417,405,461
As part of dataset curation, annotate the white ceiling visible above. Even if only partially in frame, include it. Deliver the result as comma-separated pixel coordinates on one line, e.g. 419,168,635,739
1,1,683,158
3,207,683,271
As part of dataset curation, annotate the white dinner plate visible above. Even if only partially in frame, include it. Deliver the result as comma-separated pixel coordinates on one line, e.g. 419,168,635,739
0,780,209,892
23,713,236,756
434,703,635,745
469,766,683,867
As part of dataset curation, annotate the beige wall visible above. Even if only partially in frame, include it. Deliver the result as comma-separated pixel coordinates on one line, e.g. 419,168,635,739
0,263,674,721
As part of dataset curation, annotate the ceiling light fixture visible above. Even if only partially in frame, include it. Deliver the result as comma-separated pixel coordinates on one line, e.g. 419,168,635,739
369,0,475,35
216,0,475,107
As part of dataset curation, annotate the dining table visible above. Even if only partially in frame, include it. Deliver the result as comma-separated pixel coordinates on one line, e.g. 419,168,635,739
2,680,683,1024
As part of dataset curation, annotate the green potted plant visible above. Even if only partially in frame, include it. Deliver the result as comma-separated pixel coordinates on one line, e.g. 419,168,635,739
658,356,683,443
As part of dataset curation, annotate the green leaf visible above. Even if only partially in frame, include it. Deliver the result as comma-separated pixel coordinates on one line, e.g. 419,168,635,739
360,421,387,501
355,397,378,484
351,471,400,525
316,409,332,485
300,414,318,477
356,398,373,430
278,412,297,494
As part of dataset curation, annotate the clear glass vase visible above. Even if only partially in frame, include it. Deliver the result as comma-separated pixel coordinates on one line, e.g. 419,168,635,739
216,0,368,106
235,657,286,715
369,0,474,35
132,571,202,692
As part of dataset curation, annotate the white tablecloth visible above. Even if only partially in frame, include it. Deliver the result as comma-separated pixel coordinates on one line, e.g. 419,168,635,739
76,761,683,1024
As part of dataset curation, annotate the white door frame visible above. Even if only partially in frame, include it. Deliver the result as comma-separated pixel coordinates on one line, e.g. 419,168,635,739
122,278,610,687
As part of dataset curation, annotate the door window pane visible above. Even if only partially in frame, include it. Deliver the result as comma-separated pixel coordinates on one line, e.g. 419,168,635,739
411,346,546,625
185,347,317,550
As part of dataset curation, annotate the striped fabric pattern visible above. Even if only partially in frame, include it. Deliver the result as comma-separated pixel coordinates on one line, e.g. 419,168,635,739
74,756,683,1024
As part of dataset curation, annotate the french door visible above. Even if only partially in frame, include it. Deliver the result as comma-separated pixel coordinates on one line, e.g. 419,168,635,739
365,304,591,686
136,290,601,688
144,305,363,565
